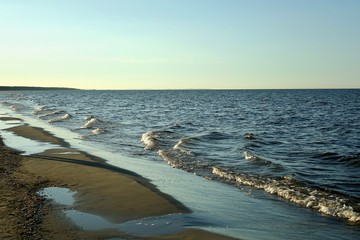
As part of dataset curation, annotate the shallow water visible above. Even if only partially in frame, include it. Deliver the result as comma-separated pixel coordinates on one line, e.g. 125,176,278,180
38,187,206,237
1,89,360,239
0,130,63,155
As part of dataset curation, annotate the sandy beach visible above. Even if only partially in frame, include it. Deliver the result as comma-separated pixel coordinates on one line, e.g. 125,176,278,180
0,117,235,239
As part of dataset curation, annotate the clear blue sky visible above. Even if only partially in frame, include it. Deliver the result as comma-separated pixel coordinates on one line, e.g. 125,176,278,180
0,0,359,89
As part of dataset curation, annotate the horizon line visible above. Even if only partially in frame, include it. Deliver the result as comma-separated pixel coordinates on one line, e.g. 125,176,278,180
1,86,359,91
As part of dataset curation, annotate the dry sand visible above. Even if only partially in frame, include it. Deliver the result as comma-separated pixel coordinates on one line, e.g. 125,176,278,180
0,117,236,239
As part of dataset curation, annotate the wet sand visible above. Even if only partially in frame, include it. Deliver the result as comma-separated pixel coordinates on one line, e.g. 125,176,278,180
0,117,236,239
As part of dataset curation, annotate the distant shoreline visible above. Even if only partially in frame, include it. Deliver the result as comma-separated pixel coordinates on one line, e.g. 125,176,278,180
1,86,358,91
0,86,78,91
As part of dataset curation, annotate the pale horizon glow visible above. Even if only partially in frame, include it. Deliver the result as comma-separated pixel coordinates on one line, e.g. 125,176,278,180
0,0,359,90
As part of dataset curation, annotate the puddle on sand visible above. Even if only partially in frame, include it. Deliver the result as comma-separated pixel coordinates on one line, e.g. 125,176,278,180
37,187,76,206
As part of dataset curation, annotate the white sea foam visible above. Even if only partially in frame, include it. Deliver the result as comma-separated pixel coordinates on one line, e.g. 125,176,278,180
141,131,158,150
158,150,181,168
244,150,257,160
212,167,360,222
32,106,46,115
48,113,72,123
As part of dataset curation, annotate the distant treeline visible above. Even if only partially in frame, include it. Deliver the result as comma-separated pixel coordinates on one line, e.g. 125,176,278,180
0,86,78,91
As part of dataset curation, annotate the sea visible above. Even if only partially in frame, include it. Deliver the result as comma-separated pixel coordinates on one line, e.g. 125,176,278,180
0,89,359,239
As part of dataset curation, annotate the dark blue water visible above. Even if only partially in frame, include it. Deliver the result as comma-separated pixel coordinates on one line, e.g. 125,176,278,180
1,89,359,224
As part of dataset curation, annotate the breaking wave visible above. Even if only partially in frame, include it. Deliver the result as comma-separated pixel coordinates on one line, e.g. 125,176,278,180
173,138,193,155
157,149,201,172
141,128,360,223
82,116,100,128
32,106,45,115
48,113,72,123
158,150,178,168
141,131,159,150
32,106,70,123
212,167,360,222
2,89,359,229
141,130,178,151
244,150,257,160
92,128,105,135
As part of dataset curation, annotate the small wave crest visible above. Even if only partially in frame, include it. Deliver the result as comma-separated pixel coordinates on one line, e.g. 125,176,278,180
92,128,105,135
32,106,47,115
82,116,100,128
212,167,360,222
157,150,199,172
141,130,177,150
141,131,159,150
48,113,72,123
244,150,257,160
173,138,193,155
158,150,180,168
32,106,69,120
244,133,256,140
39,110,66,119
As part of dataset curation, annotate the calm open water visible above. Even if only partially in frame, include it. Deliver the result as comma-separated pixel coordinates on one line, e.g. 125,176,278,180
1,89,359,239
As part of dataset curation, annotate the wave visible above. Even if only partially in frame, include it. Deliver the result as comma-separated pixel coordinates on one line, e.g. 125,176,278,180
158,150,180,168
141,127,360,223
81,116,100,128
32,106,47,115
244,150,257,160
92,128,105,135
48,113,72,123
141,131,159,150
212,167,360,223
173,138,193,155
141,130,178,150
243,150,281,169
157,150,199,172
32,106,70,122
39,110,66,119
78,128,106,139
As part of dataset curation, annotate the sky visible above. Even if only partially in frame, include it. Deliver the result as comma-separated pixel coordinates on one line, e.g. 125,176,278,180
0,0,359,90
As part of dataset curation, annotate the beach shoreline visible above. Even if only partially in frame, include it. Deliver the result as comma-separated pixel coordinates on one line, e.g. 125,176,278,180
0,117,236,239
